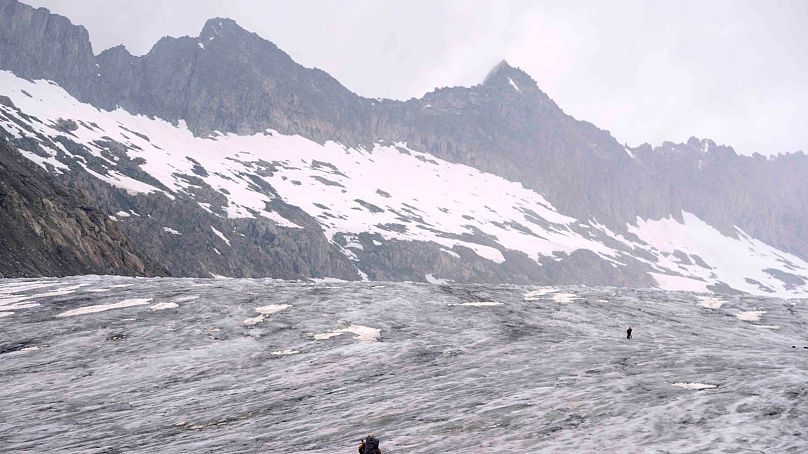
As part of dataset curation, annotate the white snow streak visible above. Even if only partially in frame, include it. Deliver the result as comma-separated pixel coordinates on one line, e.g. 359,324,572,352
56,298,152,317
210,226,231,246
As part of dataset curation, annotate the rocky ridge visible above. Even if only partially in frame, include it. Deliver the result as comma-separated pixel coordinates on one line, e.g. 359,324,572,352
0,0,806,294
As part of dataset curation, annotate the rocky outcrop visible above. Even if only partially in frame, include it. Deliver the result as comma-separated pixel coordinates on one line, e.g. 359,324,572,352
0,0,97,98
0,139,167,277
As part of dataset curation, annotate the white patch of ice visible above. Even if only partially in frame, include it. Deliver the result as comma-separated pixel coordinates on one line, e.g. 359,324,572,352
172,295,199,303
448,301,503,307
753,325,781,330
163,227,182,235
552,293,577,303
425,274,449,285
115,210,130,217
243,315,265,326
736,310,766,322
440,248,460,258
313,331,344,340
311,277,349,284
149,302,179,311
256,304,291,315
697,296,724,309
672,382,717,390
244,304,290,325
197,42,205,49
507,77,520,92
0,296,41,310
344,324,381,341
0,284,86,310
0,281,59,293
271,349,300,356
523,288,557,301
56,298,152,317
314,324,381,342
0,312,14,318
33,284,85,297
19,346,40,352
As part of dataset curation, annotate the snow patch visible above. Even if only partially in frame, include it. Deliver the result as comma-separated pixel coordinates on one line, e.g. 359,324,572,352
736,310,765,322
314,324,381,342
551,293,577,303
163,227,182,235
631,212,808,297
210,226,231,246
271,349,300,356
753,325,781,330
243,304,290,325
56,298,152,317
149,302,179,311
256,304,291,315
697,296,724,309
672,382,717,390
172,295,199,303
448,301,502,307
425,274,449,285
523,288,557,301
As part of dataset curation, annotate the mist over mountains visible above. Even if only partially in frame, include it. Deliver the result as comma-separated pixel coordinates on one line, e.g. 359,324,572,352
1,0,807,296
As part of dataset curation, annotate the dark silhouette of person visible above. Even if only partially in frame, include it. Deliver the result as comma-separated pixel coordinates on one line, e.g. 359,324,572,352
358,434,381,454
626,326,633,339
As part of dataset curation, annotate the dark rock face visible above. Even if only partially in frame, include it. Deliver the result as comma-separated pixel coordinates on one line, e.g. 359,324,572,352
0,0,97,97
93,19,373,143
632,140,808,262
0,139,166,277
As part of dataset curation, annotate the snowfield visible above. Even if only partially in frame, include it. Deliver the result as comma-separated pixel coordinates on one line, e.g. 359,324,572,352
0,276,806,452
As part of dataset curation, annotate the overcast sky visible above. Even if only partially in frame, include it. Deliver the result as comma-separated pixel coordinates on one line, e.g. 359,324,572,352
26,0,808,156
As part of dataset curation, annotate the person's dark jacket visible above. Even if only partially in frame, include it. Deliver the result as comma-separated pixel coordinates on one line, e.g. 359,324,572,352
358,436,381,454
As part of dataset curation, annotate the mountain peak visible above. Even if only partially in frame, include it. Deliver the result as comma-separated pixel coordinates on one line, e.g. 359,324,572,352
482,59,536,94
199,17,248,41
483,60,514,84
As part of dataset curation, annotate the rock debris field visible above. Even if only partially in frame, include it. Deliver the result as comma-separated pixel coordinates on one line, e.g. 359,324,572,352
1,276,807,452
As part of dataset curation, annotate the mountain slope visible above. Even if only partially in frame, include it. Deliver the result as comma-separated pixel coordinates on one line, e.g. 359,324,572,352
0,0,807,296
0,138,166,277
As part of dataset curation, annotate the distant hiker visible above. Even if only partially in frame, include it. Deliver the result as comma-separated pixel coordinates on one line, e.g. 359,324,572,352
626,326,633,340
358,434,381,454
